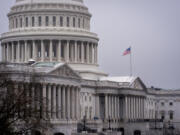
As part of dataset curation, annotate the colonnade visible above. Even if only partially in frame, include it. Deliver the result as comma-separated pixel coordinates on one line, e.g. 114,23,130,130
1,40,98,64
124,96,145,121
104,94,123,121
104,95,145,122
14,83,81,120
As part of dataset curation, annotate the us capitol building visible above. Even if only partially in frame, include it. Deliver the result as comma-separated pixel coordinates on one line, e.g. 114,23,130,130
1,0,180,135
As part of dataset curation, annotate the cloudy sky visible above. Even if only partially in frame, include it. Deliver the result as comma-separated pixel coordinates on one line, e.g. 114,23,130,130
0,0,180,89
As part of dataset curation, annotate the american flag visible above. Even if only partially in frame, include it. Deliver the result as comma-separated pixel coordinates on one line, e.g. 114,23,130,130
123,47,131,56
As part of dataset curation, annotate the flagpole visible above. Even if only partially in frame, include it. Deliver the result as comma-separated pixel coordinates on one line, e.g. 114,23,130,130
130,46,132,76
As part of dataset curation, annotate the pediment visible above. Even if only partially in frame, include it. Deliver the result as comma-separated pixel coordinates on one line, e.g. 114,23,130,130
130,77,146,90
47,64,81,79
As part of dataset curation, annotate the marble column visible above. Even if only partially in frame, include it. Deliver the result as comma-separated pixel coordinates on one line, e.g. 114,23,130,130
24,40,28,62
108,95,111,118
67,86,70,119
115,96,117,119
42,84,47,117
58,40,61,61
71,87,75,119
77,87,80,119
105,94,108,119
53,85,56,119
48,85,52,119
95,94,100,118
17,41,20,62
80,42,84,63
32,40,36,60
75,41,78,62
117,96,120,119
12,42,14,62
41,40,44,62
95,44,98,64
66,40,70,62
87,42,89,63
62,86,66,119
49,40,53,62
57,85,61,119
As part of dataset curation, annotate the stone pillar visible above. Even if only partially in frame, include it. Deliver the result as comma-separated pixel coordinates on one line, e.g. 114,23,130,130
58,40,61,61
57,85,61,119
6,43,9,62
87,42,89,63
105,94,108,120
48,85,51,119
62,86,66,119
67,86,70,119
81,42,84,63
41,40,44,62
32,40,36,60
42,84,47,117
1,43,4,61
75,41,77,62
95,94,100,118
95,44,98,64
17,41,20,62
24,40,28,62
114,96,117,119
66,40,69,62
108,95,111,118
117,96,120,119
49,40,53,62
12,42,14,62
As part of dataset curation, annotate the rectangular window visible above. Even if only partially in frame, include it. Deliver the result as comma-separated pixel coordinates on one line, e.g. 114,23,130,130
78,18,80,28
38,16,42,26
60,16,63,27
67,17,69,27
45,16,49,26
26,17,28,27
20,18,22,27
53,16,56,26
73,17,75,27
32,17,35,27
170,112,173,120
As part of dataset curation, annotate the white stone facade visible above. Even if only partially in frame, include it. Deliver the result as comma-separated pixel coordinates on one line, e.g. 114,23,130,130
0,0,180,135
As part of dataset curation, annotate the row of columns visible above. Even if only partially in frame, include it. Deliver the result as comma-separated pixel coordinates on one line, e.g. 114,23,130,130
14,83,80,120
105,94,123,120
124,96,145,121
1,40,98,64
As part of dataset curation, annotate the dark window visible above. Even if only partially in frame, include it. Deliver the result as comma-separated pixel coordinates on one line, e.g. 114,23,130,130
161,102,164,106
25,17,28,27
38,16,42,26
32,17,35,27
170,112,173,120
45,16,49,26
169,102,173,106
60,16,63,27
67,17,69,27
53,16,56,26
73,17,75,27
20,18,22,27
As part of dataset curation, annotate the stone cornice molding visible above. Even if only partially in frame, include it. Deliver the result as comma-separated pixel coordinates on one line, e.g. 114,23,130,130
9,3,90,17
1,28,99,42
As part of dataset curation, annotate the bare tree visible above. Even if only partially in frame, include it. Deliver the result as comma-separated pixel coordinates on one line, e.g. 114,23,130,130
0,65,52,135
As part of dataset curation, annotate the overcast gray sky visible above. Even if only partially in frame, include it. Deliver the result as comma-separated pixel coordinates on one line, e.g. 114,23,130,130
0,0,180,89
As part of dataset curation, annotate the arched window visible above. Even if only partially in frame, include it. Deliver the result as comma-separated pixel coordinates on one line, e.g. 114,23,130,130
169,111,174,120
38,16,42,26
134,130,141,135
73,17,76,27
60,16,63,27
25,17,28,27
67,17,70,27
46,16,49,26
53,16,56,26
32,16,35,27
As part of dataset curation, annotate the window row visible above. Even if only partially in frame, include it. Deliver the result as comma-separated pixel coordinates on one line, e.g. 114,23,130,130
10,16,89,29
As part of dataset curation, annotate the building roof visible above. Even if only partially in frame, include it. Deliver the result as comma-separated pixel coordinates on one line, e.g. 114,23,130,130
100,76,137,84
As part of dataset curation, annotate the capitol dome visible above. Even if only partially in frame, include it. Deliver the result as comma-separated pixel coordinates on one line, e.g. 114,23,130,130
1,0,107,80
